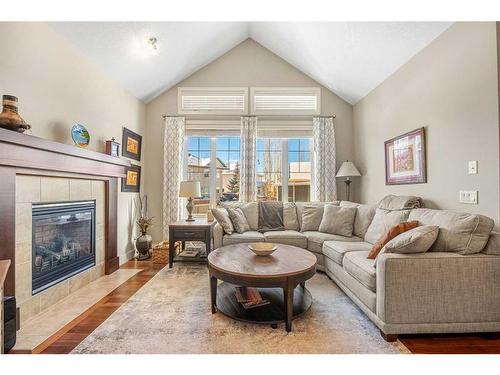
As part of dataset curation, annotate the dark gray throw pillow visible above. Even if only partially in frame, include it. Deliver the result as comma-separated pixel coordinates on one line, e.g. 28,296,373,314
258,201,284,232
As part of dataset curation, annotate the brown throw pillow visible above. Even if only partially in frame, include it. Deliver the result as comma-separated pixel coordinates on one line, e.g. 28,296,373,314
367,221,419,259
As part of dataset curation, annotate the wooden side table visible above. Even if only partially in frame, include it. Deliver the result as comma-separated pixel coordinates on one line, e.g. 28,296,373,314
168,218,215,268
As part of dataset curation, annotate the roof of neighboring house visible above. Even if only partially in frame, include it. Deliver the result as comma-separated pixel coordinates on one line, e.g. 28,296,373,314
188,153,228,169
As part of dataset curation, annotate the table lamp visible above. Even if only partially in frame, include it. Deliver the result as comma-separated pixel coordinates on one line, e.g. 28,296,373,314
336,161,361,201
179,181,201,222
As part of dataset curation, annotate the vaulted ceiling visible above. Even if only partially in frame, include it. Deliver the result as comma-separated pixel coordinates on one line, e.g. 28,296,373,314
49,22,452,104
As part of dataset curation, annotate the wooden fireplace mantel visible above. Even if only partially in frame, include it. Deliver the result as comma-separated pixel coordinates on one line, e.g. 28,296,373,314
0,128,131,296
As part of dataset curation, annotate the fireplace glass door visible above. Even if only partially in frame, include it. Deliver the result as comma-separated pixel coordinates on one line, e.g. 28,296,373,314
32,200,96,295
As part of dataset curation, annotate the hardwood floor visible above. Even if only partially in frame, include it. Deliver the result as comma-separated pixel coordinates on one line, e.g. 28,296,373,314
9,259,500,354
400,334,500,354
30,260,164,354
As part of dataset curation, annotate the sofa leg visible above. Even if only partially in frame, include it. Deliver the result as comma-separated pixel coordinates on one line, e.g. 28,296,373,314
380,330,398,342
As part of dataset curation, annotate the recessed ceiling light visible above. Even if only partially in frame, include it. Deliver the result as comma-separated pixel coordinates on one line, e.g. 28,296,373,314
148,37,159,56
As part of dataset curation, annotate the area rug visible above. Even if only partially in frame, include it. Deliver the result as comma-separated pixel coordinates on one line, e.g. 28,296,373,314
72,265,410,354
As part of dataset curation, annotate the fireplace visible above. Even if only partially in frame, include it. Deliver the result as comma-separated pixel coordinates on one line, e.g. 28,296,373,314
31,200,96,295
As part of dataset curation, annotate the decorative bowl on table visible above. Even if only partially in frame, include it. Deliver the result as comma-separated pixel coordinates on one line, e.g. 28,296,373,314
248,242,277,256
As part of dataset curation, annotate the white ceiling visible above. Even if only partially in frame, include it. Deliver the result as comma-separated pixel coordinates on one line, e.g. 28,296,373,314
49,22,452,104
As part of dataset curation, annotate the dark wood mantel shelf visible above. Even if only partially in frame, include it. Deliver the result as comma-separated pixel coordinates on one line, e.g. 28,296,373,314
0,127,131,296
0,127,130,178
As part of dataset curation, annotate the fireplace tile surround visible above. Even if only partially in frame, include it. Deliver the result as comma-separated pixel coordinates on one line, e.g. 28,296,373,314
15,175,106,324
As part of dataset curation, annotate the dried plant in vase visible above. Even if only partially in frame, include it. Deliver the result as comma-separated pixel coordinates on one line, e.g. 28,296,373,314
135,195,153,260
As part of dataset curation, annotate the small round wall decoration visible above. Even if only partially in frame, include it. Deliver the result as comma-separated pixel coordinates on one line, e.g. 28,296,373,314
71,123,90,148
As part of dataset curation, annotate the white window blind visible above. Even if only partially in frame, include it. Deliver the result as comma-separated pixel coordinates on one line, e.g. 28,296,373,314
178,87,248,115
250,87,321,115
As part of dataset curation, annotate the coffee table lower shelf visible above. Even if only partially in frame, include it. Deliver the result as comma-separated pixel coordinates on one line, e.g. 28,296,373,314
215,282,313,327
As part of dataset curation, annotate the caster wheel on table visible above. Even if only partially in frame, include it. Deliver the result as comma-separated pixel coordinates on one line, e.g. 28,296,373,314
271,324,278,329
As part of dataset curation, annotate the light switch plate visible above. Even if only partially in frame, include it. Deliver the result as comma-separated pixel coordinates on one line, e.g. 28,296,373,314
468,160,478,174
459,190,478,204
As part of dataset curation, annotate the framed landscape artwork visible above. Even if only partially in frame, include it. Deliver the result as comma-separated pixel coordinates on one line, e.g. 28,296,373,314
384,127,427,185
122,164,141,192
122,127,142,161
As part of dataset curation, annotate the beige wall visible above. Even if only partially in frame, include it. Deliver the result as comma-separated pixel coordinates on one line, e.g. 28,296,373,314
353,22,500,224
145,39,354,241
0,22,146,262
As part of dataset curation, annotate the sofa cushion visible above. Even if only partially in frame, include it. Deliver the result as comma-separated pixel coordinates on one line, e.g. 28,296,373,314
296,201,339,228
364,208,411,244
340,201,377,238
300,205,325,232
408,208,495,254
211,208,234,234
303,231,363,254
227,207,250,234
343,250,376,292
319,205,357,237
367,221,419,259
283,203,300,231
263,230,307,248
382,225,439,255
222,231,265,246
221,202,258,231
323,240,373,265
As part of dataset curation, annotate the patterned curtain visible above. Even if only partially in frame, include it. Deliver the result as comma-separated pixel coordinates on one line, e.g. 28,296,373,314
313,117,337,202
240,116,257,202
163,116,185,238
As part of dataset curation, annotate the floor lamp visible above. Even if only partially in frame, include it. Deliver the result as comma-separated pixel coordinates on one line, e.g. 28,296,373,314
336,161,361,202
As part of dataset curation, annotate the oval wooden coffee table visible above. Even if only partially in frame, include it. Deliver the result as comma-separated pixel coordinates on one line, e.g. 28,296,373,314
207,243,317,332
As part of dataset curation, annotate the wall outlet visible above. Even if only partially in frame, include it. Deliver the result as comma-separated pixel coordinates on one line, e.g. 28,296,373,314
459,190,478,204
468,160,478,174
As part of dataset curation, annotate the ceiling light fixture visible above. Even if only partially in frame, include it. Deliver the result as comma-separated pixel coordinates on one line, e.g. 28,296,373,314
148,37,159,56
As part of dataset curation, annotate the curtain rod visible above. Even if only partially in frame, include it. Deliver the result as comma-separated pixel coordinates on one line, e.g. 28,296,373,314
161,114,336,119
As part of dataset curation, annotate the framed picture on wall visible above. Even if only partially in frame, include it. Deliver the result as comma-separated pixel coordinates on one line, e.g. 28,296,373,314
121,164,141,192
122,127,142,161
385,127,427,185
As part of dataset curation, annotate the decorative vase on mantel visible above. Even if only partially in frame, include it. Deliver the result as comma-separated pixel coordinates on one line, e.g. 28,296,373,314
0,95,31,133
135,232,153,260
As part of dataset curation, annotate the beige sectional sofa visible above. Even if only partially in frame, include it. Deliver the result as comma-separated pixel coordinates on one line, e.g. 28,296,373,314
213,198,500,340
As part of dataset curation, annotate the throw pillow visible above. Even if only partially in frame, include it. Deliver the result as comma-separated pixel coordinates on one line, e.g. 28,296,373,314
364,208,411,244
300,205,325,232
367,221,419,259
283,202,300,231
382,225,439,255
221,202,258,231
211,208,234,235
227,207,251,234
318,204,357,237
258,201,285,232
340,201,377,238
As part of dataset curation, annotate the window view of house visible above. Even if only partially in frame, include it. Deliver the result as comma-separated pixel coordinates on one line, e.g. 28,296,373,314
186,136,241,213
216,137,241,203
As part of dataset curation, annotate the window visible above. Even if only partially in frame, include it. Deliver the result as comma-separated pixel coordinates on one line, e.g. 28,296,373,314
256,139,283,201
288,139,312,202
186,136,241,214
178,87,248,115
256,138,312,202
186,137,211,214
250,87,321,115
216,137,241,203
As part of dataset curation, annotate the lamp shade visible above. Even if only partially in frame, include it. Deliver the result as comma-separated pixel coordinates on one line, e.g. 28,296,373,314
179,181,201,198
336,161,361,177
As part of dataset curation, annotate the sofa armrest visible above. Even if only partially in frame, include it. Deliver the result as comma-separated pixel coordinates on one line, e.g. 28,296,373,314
213,223,223,250
376,252,500,325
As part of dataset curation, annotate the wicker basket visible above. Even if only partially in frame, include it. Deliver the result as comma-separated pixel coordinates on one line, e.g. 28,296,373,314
152,241,169,264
